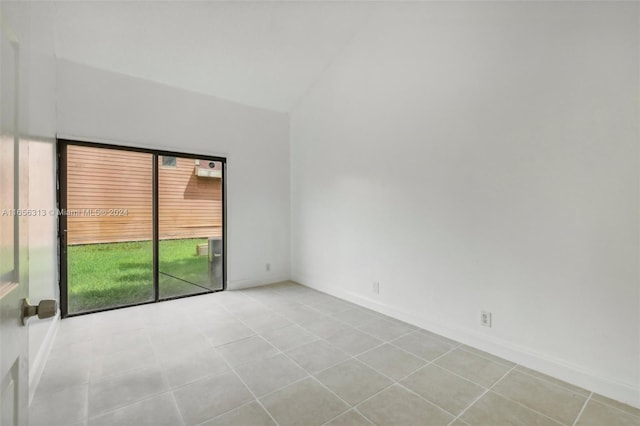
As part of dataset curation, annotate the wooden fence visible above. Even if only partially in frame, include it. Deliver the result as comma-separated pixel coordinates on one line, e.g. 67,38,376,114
66,145,222,245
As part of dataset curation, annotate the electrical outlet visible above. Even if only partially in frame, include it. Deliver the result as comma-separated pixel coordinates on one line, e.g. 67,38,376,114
372,281,380,294
266,263,271,272
481,311,492,327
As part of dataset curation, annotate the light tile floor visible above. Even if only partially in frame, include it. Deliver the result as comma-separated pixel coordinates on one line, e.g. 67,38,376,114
30,281,640,426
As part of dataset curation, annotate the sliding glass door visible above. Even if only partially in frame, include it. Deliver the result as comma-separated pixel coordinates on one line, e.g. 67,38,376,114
59,141,225,317
158,155,224,298
63,144,154,314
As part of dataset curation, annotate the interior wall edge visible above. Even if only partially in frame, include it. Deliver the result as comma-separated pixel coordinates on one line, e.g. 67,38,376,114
293,274,640,409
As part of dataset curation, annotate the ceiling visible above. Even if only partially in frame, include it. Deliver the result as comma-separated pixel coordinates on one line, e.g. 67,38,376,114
53,1,375,113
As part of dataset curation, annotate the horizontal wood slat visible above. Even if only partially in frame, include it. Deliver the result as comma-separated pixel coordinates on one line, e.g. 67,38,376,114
67,146,222,245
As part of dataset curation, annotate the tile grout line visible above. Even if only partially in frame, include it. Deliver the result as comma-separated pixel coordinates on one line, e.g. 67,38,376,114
94,316,218,424
225,290,480,426
85,331,191,424
220,299,354,423
302,294,459,346
199,290,640,422
226,291,467,425
476,365,569,426
420,354,593,426
492,360,578,426
419,362,575,423
487,392,567,426
426,356,506,390
83,375,91,425
396,381,461,418
223,361,283,426
85,368,172,420
380,341,493,393
386,339,461,364
41,297,216,424
587,398,640,420
446,364,518,426
291,321,452,381
572,392,593,426
191,400,258,426
225,303,357,425
510,366,591,398
456,345,515,368
346,344,465,424
352,407,376,425
168,390,188,426
256,336,372,423
185,309,287,426
487,364,587,426
51,285,450,425
48,284,632,426
591,392,640,419
85,389,182,423
356,349,427,383
378,345,479,420
319,410,358,426
244,285,457,353
306,375,358,421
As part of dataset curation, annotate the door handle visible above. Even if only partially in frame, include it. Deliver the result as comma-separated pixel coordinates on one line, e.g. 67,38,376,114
21,298,57,325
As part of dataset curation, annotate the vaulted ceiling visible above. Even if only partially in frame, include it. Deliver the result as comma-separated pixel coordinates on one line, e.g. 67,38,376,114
53,1,375,113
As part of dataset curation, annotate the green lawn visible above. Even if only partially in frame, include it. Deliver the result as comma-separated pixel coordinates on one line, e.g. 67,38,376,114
68,238,216,313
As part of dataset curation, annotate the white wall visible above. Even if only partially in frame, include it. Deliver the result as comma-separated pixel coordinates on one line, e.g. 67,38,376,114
290,2,640,406
56,59,291,289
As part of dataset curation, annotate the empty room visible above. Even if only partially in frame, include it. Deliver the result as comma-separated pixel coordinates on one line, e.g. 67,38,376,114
1,1,639,425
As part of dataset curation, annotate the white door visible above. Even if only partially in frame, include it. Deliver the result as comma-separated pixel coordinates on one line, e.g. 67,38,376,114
0,16,30,426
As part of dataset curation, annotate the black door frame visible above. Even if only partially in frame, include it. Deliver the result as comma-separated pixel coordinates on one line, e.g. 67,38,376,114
57,139,227,318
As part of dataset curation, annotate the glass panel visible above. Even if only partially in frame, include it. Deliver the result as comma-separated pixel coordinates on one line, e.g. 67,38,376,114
159,156,223,299
66,145,154,314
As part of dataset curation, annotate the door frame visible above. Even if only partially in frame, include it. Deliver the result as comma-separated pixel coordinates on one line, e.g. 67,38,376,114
57,139,227,318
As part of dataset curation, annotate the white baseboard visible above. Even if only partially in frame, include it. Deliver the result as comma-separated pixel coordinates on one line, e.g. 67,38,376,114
293,273,640,409
29,312,60,404
228,275,291,291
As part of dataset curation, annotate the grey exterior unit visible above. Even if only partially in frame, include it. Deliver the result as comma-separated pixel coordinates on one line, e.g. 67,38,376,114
208,236,223,291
